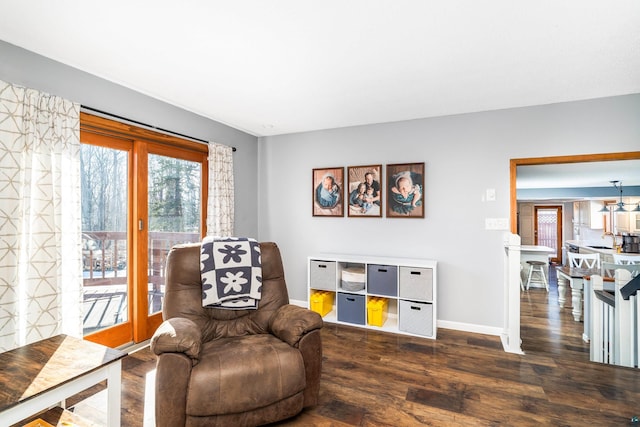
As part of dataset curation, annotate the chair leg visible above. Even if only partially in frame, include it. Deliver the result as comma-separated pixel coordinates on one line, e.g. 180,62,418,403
526,265,534,290
526,264,548,292
539,267,548,292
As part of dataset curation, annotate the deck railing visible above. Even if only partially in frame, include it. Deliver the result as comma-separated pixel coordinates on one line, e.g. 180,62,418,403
82,230,200,333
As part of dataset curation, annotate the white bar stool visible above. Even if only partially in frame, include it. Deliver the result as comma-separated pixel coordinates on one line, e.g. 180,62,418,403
526,260,548,291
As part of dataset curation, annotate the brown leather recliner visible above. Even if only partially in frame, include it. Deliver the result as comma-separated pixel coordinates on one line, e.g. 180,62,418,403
150,242,323,427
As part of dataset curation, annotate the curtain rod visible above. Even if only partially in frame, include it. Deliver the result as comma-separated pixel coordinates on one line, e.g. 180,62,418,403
81,105,236,152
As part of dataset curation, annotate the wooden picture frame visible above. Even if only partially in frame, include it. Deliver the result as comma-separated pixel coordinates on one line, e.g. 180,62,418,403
347,165,383,217
386,162,425,218
312,167,344,217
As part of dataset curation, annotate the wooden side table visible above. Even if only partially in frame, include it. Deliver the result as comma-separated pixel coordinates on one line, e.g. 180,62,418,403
0,334,126,427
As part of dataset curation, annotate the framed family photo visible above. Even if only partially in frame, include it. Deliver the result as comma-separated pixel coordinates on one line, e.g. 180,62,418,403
347,165,382,217
386,162,425,218
312,167,344,217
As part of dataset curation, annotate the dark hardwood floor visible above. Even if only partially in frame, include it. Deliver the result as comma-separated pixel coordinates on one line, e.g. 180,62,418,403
69,268,640,426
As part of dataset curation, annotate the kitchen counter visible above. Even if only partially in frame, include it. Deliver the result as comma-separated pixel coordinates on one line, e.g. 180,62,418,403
565,239,640,258
521,245,556,253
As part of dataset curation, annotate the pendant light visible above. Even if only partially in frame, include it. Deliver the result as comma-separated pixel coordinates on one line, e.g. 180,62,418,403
599,180,640,213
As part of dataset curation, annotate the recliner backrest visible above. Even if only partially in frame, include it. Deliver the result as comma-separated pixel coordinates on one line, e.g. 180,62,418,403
162,242,290,342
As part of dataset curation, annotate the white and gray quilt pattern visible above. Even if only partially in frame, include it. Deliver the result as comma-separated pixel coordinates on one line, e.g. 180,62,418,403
201,237,262,309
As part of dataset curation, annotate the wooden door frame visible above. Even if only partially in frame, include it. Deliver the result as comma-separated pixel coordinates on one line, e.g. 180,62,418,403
533,205,562,263
509,151,640,353
510,151,640,233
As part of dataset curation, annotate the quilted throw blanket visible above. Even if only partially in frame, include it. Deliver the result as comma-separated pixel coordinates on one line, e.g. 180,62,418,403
201,236,262,309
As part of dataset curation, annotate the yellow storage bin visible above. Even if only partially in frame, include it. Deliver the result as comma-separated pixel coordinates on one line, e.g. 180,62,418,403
367,297,388,327
310,290,334,317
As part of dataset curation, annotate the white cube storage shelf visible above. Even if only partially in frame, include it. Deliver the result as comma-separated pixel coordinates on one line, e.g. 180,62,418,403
308,254,437,339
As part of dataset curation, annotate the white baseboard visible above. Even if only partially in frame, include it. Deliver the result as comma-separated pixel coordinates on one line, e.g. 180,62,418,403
290,298,307,308
437,320,503,337
501,334,525,355
292,298,503,338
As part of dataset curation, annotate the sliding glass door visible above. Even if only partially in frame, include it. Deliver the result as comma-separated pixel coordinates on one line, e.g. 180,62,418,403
81,142,130,335
147,152,202,316
80,113,207,347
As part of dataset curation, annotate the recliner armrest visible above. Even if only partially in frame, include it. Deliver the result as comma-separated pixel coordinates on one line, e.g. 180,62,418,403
269,304,323,347
151,317,202,364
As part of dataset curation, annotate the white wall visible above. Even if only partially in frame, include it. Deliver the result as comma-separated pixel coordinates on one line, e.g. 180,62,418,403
258,94,640,333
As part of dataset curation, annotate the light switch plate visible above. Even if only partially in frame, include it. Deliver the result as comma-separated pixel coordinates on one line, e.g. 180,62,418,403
486,188,496,201
486,218,509,230
495,218,509,229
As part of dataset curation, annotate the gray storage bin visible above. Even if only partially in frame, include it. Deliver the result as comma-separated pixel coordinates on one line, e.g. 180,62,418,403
399,266,433,301
337,292,366,325
399,299,433,337
367,264,397,296
309,260,337,290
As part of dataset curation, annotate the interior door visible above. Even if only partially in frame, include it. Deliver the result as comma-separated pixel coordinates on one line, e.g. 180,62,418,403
534,206,562,263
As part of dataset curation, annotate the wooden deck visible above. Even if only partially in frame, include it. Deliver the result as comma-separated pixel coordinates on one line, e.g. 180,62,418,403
82,231,199,333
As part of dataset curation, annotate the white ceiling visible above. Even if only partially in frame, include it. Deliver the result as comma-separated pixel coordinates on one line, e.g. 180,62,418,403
1,1,639,137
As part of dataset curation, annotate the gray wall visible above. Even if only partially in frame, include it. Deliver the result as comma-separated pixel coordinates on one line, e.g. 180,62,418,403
4,39,639,334
0,40,259,237
259,94,640,333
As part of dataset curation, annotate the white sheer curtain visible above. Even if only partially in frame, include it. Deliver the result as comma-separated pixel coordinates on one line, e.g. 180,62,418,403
206,142,234,237
0,80,82,351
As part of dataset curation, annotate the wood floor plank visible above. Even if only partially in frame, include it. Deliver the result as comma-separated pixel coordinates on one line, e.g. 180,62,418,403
61,267,640,426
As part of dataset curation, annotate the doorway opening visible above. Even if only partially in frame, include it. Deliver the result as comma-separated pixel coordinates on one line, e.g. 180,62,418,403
534,206,562,263
509,150,640,356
